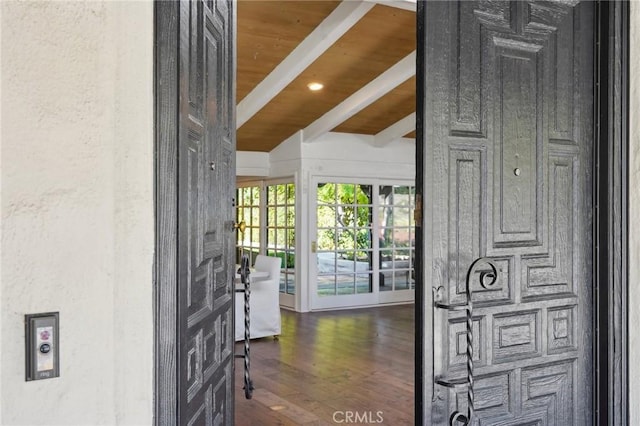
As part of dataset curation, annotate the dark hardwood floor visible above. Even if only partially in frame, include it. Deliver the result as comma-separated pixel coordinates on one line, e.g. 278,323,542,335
234,304,415,425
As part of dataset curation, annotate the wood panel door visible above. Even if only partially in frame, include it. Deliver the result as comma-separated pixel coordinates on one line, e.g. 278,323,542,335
419,1,594,424
177,0,235,424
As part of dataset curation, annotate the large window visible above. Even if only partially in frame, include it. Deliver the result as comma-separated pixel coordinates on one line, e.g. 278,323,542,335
316,183,373,296
236,181,296,297
236,185,261,263
378,185,415,291
266,183,296,295
313,181,415,306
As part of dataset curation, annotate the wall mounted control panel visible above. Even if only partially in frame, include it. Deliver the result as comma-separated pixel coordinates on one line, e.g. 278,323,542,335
25,312,59,381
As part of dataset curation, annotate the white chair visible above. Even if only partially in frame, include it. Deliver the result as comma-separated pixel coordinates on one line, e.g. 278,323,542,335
235,254,282,341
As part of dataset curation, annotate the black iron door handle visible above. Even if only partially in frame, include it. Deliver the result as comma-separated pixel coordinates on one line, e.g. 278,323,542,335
234,254,254,399
434,257,499,425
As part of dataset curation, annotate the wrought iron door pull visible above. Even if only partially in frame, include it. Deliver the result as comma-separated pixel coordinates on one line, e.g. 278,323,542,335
433,257,498,425
234,254,254,399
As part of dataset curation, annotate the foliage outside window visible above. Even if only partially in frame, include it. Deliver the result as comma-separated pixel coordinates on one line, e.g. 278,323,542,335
316,183,373,296
266,183,296,295
236,185,260,264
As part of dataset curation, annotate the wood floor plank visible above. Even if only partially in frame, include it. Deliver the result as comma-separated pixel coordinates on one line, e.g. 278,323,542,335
251,389,330,425
234,304,415,425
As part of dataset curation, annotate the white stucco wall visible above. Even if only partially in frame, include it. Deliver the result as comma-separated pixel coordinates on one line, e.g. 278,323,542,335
629,2,640,424
0,1,154,425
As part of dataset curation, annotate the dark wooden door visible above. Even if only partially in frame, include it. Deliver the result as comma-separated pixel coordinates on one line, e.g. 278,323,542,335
177,0,235,424
419,1,594,424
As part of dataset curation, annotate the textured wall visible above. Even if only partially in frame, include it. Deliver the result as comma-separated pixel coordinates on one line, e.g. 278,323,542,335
630,2,639,424
0,1,153,424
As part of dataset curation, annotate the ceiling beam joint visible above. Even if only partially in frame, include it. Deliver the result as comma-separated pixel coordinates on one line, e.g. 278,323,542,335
236,1,375,129
372,112,415,147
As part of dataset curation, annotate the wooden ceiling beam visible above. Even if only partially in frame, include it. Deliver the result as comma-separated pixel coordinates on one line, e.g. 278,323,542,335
363,0,416,12
372,112,415,147
236,1,375,129
303,51,416,143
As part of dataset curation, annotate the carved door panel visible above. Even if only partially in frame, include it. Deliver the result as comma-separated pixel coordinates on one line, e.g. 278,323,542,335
177,0,235,424
420,1,594,424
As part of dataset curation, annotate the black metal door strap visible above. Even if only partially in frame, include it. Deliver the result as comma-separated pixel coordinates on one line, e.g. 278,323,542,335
434,257,499,425
234,254,254,399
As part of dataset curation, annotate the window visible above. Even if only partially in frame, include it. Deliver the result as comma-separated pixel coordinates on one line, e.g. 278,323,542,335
265,183,296,295
378,185,415,291
313,181,416,308
316,183,373,296
236,185,260,263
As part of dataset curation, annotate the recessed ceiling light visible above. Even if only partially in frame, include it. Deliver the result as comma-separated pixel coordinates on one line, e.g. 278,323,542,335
307,82,324,91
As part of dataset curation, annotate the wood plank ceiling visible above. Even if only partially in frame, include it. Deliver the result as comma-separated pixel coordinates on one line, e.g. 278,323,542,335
237,1,417,152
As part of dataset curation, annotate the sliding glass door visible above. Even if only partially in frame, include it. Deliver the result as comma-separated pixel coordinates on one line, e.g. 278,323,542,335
311,179,415,310
377,185,415,303
316,183,374,299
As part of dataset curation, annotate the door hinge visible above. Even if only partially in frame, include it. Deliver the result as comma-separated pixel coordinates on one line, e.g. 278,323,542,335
414,194,422,227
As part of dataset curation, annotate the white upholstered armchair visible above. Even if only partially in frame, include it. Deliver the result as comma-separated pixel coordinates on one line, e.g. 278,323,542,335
235,254,282,341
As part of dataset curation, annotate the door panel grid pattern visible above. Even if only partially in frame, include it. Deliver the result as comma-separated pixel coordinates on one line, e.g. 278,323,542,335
178,0,235,424
425,1,593,424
